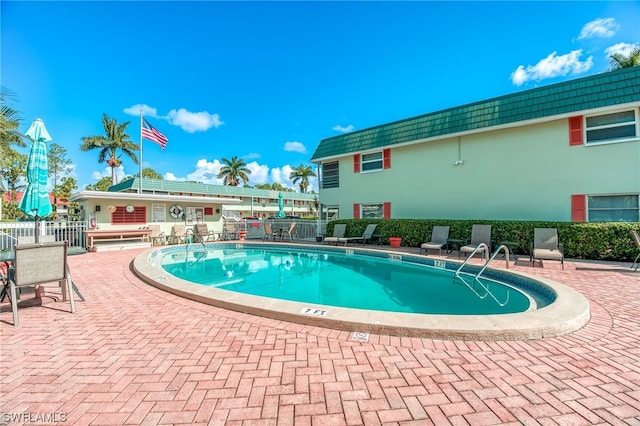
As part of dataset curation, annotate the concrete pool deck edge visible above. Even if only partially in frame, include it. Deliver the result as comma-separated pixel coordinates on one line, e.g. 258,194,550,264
131,242,590,341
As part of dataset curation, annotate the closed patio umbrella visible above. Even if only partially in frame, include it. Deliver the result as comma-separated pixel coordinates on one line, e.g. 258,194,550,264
277,192,285,218
18,118,53,243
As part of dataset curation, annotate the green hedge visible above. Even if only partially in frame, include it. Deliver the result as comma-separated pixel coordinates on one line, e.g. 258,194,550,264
326,219,640,262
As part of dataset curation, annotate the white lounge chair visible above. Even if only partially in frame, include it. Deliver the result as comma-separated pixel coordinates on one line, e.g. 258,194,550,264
420,226,449,255
337,224,378,246
530,228,564,269
324,224,346,245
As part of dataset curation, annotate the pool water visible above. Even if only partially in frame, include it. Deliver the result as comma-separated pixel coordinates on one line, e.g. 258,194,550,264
160,247,531,315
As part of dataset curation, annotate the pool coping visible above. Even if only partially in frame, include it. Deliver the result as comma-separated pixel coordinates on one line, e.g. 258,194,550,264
131,242,591,341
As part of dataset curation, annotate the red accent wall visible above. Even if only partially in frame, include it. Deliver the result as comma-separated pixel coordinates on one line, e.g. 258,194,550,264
571,194,586,222
569,116,583,146
353,154,360,173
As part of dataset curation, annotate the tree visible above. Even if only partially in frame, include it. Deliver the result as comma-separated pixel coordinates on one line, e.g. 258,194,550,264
48,142,73,205
85,176,114,191
0,148,27,197
217,156,251,186
609,46,640,70
51,176,78,220
0,87,26,152
289,164,316,193
136,167,163,180
80,113,139,186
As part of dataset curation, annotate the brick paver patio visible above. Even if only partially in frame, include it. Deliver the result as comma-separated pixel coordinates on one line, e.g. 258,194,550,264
1,246,639,425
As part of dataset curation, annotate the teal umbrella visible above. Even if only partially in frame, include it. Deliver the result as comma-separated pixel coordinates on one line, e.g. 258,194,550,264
18,118,52,243
277,192,285,218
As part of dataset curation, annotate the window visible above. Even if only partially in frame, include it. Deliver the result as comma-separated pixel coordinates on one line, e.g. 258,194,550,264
585,110,637,145
321,162,339,189
361,203,383,219
588,195,639,222
112,206,146,224
361,152,383,172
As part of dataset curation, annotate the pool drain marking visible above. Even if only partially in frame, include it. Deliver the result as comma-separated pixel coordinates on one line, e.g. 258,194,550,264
352,332,370,342
345,249,354,256
300,307,328,316
388,254,402,262
434,260,446,268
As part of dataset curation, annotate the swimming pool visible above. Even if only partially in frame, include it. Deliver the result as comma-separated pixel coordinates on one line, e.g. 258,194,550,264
133,242,591,340
159,246,534,315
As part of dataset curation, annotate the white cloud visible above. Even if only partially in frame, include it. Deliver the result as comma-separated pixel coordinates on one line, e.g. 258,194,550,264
184,158,224,184
167,108,224,133
283,141,306,154
333,124,355,133
578,18,619,40
246,161,270,184
511,50,593,86
123,104,160,118
91,165,126,182
270,165,294,188
123,104,224,133
605,42,639,57
244,152,262,160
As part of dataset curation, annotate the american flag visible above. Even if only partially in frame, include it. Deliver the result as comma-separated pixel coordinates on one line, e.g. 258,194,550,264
142,118,168,149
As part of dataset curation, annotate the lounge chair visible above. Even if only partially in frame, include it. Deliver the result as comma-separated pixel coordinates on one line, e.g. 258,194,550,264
420,226,449,255
337,224,378,246
324,224,346,245
530,228,564,269
631,230,640,272
460,224,492,260
222,221,239,240
9,241,76,326
281,222,298,242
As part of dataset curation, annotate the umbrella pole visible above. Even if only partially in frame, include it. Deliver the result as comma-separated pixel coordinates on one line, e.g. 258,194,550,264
35,215,40,244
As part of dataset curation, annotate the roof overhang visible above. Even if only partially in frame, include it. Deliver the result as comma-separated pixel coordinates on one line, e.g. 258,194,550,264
69,190,241,204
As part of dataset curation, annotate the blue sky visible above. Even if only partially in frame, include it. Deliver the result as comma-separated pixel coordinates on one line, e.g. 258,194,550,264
3,1,639,193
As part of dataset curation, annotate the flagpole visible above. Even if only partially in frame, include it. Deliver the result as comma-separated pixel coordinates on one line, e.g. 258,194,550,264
139,110,143,194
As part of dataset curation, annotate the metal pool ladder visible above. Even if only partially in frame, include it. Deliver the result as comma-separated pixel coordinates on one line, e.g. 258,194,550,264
454,243,511,306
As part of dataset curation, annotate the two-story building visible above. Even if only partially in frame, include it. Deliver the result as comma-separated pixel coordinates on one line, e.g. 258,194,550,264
311,67,640,223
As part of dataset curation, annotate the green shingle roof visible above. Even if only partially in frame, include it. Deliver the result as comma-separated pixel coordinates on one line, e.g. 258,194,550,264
109,178,316,200
311,67,640,161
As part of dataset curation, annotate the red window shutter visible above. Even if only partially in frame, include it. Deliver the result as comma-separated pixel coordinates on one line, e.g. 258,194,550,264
383,149,391,169
571,194,586,222
383,202,391,219
569,116,583,146
353,203,360,219
353,154,360,173
204,207,213,216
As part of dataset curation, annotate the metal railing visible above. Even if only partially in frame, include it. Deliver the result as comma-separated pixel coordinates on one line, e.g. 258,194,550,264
453,244,511,307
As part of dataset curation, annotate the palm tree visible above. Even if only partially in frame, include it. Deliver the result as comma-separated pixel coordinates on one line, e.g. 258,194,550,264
80,113,139,186
217,156,251,186
289,164,316,193
609,46,640,70
0,87,26,150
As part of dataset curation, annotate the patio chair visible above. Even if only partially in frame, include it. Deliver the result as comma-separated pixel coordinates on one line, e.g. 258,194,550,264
281,222,298,242
324,224,347,245
420,225,450,255
530,228,564,269
263,222,277,241
222,221,239,240
337,224,378,246
460,224,492,260
631,230,640,272
168,224,188,245
9,241,76,326
148,224,166,245
194,224,216,243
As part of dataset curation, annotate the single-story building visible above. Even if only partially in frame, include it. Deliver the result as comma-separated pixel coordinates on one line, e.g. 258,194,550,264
69,178,318,247
311,66,640,223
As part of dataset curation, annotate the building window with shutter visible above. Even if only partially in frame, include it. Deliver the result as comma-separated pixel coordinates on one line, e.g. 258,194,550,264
587,194,639,222
321,161,339,189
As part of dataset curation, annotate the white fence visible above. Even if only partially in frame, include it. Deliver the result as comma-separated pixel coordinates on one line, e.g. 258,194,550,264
0,221,87,251
0,219,328,251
